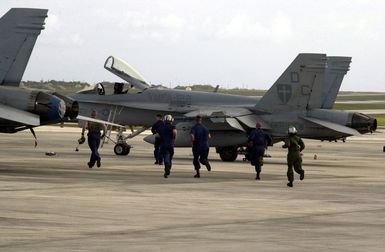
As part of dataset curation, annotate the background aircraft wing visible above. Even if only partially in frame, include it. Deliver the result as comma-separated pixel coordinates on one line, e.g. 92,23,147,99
0,103,40,125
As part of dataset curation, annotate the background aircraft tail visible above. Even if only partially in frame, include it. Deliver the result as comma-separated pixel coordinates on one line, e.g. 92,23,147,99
0,8,47,86
257,53,350,113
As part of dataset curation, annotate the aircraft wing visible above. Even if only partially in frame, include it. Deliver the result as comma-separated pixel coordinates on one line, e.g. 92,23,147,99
184,107,253,118
0,103,40,126
301,116,360,136
77,115,125,128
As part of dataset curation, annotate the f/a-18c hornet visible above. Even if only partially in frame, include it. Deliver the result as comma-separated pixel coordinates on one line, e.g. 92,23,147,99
71,54,377,161
0,8,79,141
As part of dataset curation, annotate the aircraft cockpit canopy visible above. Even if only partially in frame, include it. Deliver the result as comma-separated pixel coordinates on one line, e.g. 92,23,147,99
104,56,150,91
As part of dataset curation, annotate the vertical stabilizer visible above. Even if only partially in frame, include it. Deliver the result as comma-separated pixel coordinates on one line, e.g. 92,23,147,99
0,8,47,86
257,53,328,113
321,56,351,109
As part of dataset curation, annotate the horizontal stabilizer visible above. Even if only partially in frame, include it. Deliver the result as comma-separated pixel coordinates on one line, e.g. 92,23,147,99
0,103,40,125
301,116,360,136
77,115,125,128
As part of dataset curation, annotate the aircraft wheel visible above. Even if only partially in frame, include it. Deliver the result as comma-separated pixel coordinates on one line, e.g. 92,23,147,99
122,144,131,155
218,146,238,162
114,143,130,156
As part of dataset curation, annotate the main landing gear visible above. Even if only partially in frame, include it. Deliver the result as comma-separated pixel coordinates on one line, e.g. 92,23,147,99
103,126,148,156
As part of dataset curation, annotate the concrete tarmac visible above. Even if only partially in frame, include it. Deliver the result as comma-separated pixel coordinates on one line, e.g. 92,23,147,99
1,126,385,251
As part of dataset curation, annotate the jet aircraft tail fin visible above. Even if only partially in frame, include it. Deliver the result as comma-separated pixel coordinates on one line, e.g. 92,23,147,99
0,8,47,86
257,53,352,113
321,56,351,109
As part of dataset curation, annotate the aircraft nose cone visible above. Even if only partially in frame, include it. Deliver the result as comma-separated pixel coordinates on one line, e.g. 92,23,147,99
143,135,155,144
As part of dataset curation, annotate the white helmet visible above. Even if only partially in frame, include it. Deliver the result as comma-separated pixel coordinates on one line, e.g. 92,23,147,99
288,126,297,134
164,114,173,122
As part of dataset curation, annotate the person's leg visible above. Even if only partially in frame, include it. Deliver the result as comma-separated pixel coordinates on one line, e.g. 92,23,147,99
199,147,211,171
192,147,201,178
163,149,171,178
87,136,97,168
293,157,304,180
287,158,294,187
255,148,265,180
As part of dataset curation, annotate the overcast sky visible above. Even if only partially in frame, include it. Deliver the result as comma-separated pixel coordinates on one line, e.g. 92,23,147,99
1,0,385,91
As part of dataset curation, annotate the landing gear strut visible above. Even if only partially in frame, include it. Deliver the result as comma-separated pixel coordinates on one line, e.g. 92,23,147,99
104,126,148,156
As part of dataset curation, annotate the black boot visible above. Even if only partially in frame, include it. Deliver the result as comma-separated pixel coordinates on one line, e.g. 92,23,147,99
194,170,200,178
164,166,171,178
205,162,211,171
287,181,293,187
300,170,305,180
256,172,260,180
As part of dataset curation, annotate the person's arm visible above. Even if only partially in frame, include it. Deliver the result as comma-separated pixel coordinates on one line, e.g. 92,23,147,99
282,137,289,148
173,128,177,140
151,123,156,135
299,137,305,151
81,121,88,136
101,124,107,138
266,133,273,147
190,128,195,143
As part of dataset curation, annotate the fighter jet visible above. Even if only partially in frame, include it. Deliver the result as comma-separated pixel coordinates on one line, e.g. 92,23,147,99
0,8,79,137
71,54,377,161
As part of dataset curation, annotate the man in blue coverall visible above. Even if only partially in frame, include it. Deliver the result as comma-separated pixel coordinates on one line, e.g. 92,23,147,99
81,110,107,168
190,115,211,178
248,122,272,180
156,114,177,178
151,113,163,165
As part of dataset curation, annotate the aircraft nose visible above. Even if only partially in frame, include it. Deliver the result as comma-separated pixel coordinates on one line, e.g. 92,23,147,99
143,135,155,144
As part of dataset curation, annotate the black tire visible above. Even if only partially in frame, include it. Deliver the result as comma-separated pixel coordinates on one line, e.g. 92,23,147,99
122,144,131,155
218,146,238,162
114,143,130,156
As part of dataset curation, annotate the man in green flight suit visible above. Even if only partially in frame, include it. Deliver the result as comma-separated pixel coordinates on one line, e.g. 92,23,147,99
282,126,305,187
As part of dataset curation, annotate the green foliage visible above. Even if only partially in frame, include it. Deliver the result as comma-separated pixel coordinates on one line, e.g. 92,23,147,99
333,103,385,110
22,80,90,95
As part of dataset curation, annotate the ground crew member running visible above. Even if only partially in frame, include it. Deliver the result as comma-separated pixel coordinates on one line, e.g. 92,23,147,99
248,122,272,180
282,126,305,187
190,115,211,178
156,114,177,178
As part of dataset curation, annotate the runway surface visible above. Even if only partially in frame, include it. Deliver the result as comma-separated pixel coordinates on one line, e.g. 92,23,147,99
1,126,385,251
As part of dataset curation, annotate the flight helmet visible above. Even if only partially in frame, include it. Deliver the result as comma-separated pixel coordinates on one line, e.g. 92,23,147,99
288,126,297,134
164,114,173,122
